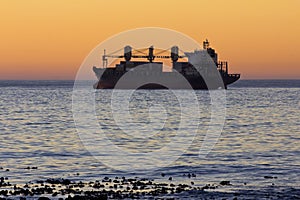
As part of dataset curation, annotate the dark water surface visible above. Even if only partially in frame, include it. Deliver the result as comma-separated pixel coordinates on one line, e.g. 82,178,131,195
0,80,299,199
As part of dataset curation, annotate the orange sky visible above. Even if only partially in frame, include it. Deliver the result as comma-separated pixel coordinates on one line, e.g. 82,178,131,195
0,0,299,80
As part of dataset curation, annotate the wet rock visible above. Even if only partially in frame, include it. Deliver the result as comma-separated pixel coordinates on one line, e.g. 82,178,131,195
113,179,120,183
38,197,51,200
202,184,216,190
45,178,71,185
127,178,136,182
220,181,231,186
36,180,44,184
132,185,138,190
0,190,8,196
52,192,58,196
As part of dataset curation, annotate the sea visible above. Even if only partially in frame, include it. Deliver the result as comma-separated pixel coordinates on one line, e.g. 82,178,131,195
0,80,299,199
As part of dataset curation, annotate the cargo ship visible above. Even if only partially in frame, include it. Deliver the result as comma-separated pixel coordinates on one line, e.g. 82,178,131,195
93,40,240,89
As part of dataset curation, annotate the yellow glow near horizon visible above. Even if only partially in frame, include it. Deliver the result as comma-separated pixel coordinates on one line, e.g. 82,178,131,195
0,0,299,79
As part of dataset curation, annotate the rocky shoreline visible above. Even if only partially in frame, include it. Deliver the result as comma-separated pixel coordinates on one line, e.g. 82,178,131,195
1,175,300,199
0,175,217,199
1,167,300,199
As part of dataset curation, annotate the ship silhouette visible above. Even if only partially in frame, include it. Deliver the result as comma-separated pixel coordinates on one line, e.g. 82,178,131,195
93,40,240,89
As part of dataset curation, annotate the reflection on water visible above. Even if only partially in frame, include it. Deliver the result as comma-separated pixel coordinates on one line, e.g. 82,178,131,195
95,90,208,155
0,80,299,193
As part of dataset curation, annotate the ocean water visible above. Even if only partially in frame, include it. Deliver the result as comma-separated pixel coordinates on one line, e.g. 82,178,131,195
0,80,299,198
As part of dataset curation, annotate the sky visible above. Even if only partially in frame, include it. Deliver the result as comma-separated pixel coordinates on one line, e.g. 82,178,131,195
0,0,299,80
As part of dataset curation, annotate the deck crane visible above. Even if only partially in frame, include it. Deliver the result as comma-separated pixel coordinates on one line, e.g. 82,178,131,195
102,46,186,68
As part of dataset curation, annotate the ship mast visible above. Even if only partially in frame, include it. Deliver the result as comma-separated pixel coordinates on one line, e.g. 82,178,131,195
102,49,108,68
203,39,210,49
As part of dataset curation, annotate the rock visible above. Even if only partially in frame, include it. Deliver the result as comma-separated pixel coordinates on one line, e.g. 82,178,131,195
38,197,50,200
220,181,231,186
45,178,71,185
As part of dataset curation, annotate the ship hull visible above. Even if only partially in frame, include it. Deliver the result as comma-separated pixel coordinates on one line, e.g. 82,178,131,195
93,72,240,90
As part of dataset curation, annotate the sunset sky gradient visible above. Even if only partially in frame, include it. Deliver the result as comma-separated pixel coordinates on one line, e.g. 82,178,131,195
0,0,299,80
